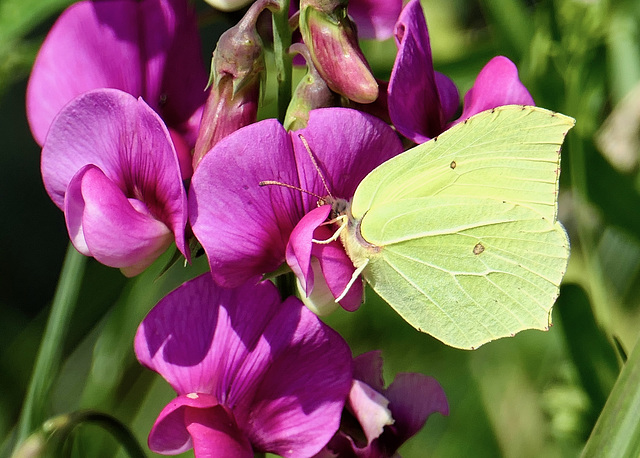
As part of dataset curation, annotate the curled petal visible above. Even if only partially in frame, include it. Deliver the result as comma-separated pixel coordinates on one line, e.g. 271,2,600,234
148,393,220,454
388,0,459,143
185,403,253,458
295,258,342,316
42,89,188,260
457,56,535,123
65,165,174,276
190,119,303,288
311,226,364,312
286,205,332,295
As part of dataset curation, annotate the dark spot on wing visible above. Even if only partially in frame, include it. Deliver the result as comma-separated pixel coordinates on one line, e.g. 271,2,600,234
473,242,485,255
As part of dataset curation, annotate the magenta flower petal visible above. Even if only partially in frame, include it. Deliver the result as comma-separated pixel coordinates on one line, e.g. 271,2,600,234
185,404,254,458
42,89,188,266
135,274,353,456
189,119,303,288
286,205,332,295
65,165,174,276
191,108,400,307
352,350,385,392
27,0,207,146
348,0,403,40
292,108,403,206
382,373,449,447
311,227,364,311
148,394,219,454
237,296,352,457
456,55,535,123
388,0,459,143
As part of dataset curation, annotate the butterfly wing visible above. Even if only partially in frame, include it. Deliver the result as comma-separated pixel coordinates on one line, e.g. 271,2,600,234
351,106,574,222
349,106,575,349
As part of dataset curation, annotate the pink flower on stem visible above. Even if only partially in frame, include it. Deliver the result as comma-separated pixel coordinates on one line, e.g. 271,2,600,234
41,89,189,276
27,0,208,178
388,0,534,143
189,108,403,313
317,351,449,457
134,273,353,457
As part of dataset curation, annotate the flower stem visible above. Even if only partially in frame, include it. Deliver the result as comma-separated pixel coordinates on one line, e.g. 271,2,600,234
272,0,292,122
72,411,147,458
14,244,87,448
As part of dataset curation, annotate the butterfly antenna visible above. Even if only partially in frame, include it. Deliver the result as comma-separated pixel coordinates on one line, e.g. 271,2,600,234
258,180,324,200
298,134,334,199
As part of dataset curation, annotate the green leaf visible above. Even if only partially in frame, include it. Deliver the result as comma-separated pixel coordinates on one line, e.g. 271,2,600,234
581,337,640,457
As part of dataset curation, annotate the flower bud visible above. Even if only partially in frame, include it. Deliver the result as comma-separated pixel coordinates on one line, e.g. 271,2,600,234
284,43,340,131
193,0,278,168
299,0,378,104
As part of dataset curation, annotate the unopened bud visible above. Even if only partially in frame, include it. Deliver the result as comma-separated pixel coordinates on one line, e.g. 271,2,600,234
193,0,278,168
299,1,378,104
284,43,340,131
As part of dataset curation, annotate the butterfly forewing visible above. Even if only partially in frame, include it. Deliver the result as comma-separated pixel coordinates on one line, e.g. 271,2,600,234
351,106,575,223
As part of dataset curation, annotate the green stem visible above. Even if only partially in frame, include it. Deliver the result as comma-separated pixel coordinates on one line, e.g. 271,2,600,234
14,244,87,448
71,411,146,458
271,0,292,122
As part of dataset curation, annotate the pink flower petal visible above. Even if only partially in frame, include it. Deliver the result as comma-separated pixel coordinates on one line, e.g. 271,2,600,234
189,119,304,288
456,55,535,123
185,403,254,458
311,226,364,312
383,373,449,446
136,275,353,457
41,89,188,261
65,165,174,276
388,0,459,143
148,393,220,454
27,0,207,146
286,205,332,295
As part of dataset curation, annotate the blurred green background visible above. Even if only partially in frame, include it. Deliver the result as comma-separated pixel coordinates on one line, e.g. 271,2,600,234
2,0,640,456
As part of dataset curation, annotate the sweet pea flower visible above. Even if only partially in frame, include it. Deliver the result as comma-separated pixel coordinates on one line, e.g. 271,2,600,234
27,0,208,174
134,273,353,457
388,0,534,143
41,89,189,276
189,108,403,312
317,351,449,457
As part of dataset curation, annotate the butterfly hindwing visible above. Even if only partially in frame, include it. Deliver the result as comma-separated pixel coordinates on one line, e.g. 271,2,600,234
359,196,569,349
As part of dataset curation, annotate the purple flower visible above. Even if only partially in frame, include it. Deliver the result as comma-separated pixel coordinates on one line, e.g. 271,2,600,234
388,0,534,143
26,0,208,165
317,351,449,457
41,89,188,276
189,108,403,311
134,273,353,457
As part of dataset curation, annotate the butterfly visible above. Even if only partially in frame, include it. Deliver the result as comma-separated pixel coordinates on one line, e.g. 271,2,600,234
328,105,575,349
